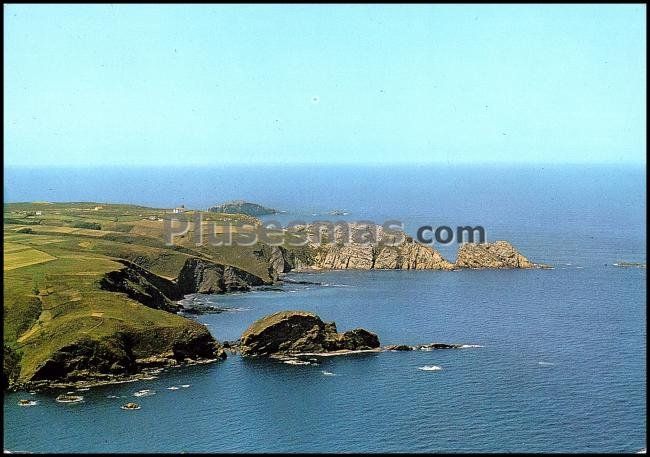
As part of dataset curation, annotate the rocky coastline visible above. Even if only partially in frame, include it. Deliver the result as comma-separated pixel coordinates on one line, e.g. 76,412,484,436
4,206,544,392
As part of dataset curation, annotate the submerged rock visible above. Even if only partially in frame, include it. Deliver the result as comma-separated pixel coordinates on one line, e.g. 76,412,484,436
240,311,380,356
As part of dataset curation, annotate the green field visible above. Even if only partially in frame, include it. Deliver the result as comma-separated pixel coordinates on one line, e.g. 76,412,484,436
3,202,293,388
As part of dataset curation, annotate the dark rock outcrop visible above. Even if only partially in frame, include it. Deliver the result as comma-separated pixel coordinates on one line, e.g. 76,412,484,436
29,325,223,384
3,345,21,390
385,343,466,351
384,344,414,351
240,311,380,356
254,245,314,281
100,260,182,313
177,257,265,294
454,241,538,269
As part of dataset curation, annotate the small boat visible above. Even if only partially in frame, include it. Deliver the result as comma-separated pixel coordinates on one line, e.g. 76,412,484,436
167,386,179,390
120,402,141,410
18,399,37,407
133,389,155,397
77,387,90,391
180,384,190,388
55,394,84,403
283,359,310,365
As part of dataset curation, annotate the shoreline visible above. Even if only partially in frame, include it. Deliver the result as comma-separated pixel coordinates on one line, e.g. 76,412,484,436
9,357,220,393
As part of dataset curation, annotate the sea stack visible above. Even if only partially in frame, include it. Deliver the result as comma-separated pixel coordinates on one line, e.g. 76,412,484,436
240,311,380,356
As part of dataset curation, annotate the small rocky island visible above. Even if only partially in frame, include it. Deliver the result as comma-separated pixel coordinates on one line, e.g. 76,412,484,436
235,310,473,358
208,200,279,216
240,311,380,356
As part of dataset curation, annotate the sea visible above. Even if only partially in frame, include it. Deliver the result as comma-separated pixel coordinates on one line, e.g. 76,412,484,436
3,164,646,452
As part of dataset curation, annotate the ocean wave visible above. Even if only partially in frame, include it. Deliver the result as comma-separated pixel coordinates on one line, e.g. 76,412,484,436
417,365,442,371
322,371,337,376
460,344,484,349
538,361,555,366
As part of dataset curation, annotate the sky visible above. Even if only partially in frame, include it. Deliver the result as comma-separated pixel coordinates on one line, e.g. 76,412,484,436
4,4,647,167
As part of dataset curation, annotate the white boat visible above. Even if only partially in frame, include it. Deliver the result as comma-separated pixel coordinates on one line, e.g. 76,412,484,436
133,389,156,397
17,399,37,407
283,359,310,365
55,394,84,403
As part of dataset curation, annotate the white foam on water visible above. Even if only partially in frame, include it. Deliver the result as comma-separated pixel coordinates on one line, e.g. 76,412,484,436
167,386,179,390
180,384,191,388
418,365,442,371
283,359,311,365
538,361,555,366
460,344,484,348
322,371,337,376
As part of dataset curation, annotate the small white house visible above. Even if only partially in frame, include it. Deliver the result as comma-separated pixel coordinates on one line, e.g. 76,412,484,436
35,211,43,216
172,206,185,214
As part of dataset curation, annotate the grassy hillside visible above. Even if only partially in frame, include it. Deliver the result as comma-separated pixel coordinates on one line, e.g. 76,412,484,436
3,202,287,388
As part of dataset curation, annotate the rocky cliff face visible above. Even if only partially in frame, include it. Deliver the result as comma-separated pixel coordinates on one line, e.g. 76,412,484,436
278,223,540,271
285,223,454,271
240,311,380,356
28,324,223,386
454,241,538,269
177,257,266,294
314,242,455,270
100,260,182,313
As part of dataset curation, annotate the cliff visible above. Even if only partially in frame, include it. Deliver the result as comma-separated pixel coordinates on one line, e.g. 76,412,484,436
177,257,266,294
281,224,540,271
314,242,454,270
286,223,454,271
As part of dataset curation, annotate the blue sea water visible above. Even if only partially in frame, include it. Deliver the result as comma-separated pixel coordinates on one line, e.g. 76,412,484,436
3,165,646,452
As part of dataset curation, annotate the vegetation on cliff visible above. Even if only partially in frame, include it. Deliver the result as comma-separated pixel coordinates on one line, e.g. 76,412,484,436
2,202,282,389
3,201,543,389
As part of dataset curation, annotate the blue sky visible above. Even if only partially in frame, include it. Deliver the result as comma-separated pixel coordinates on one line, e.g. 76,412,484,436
4,4,646,166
